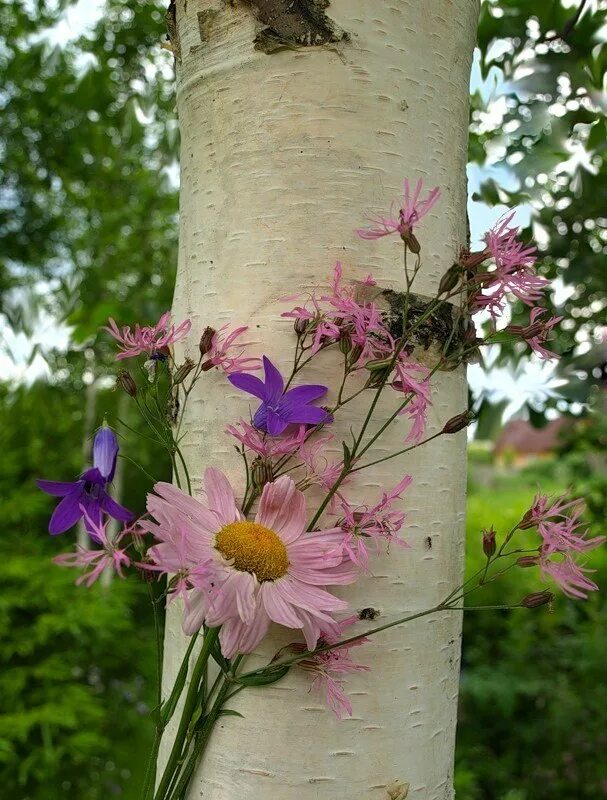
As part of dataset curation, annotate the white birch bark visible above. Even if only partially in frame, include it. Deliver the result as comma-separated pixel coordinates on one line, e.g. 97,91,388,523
163,2,478,798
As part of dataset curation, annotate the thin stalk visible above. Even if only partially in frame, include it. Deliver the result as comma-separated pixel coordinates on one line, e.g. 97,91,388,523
141,582,165,800
167,680,232,800
154,628,220,800
351,430,444,473
174,445,192,496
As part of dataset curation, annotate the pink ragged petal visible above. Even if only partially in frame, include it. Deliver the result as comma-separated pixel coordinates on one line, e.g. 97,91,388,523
260,581,303,628
204,467,242,526
182,590,209,635
256,476,306,544
207,570,256,626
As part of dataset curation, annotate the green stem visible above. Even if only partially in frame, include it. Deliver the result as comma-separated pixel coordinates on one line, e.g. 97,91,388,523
351,430,444,472
166,678,232,800
174,445,192,496
142,582,165,800
154,628,220,800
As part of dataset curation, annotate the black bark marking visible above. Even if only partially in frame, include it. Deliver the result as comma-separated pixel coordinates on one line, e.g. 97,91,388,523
243,0,347,52
354,284,469,367
165,0,181,62
198,9,219,42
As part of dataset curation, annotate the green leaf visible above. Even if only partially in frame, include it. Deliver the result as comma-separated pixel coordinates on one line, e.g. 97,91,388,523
235,665,290,687
217,709,244,719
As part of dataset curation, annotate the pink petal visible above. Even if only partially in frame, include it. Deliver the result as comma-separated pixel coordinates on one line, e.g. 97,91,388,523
204,468,242,526
256,476,306,544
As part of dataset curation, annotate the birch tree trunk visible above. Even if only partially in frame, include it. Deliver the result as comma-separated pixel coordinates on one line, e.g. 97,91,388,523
164,2,478,798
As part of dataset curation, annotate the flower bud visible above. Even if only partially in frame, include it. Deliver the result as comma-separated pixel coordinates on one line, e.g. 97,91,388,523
516,555,539,568
366,357,393,372
521,590,553,608
517,509,536,530
442,410,475,434
293,318,309,336
117,370,137,397
348,344,363,365
438,264,461,295
339,332,352,355
251,458,273,491
401,230,420,254
172,358,196,385
199,326,216,355
482,527,496,558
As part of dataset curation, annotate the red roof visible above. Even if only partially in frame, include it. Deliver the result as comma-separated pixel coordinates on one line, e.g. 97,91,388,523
494,417,570,456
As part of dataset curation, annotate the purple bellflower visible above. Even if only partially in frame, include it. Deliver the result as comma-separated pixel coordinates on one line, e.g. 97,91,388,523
228,356,332,436
37,424,133,539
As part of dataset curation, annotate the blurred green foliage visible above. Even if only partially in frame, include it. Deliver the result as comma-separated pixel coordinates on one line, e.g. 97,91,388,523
456,429,607,800
0,381,168,799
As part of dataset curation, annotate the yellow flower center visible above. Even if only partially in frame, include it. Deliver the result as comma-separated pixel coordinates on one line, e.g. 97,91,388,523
215,521,289,582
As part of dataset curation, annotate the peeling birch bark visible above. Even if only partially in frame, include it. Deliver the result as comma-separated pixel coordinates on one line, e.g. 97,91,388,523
162,1,479,798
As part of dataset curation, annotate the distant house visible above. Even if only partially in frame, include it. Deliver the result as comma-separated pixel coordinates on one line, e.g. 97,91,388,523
493,417,571,467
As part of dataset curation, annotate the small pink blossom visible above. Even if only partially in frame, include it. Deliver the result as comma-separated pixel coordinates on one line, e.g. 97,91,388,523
53,511,131,586
540,554,599,600
336,476,412,569
519,492,604,600
523,493,605,556
506,307,562,360
282,263,392,367
357,178,440,241
467,213,549,319
298,436,343,491
226,420,306,459
392,359,432,442
294,617,370,719
204,325,261,374
104,312,191,360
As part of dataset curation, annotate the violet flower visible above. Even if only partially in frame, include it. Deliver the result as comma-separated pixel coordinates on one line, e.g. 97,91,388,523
228,356,332,436
37,424,133,538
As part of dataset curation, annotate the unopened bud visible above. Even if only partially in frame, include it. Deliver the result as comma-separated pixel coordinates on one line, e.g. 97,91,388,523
442,410,475,434
401,230,420,254
172,358,196,385
482,527,497,558
251,458,273,491
293,318,309,336
366,357,393,372
438,264,461,295
199,326,216,355
517,556,540,568
368,368,391,388
521,590,553,608
348,344,363,365
117,370,137,397
517,509,536,530
339,332,352,355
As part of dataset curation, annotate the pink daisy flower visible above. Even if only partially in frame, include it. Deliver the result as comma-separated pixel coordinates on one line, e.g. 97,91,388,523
104,312,191,360
203,325,261,374
357,178,440,242
142,471,358,658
